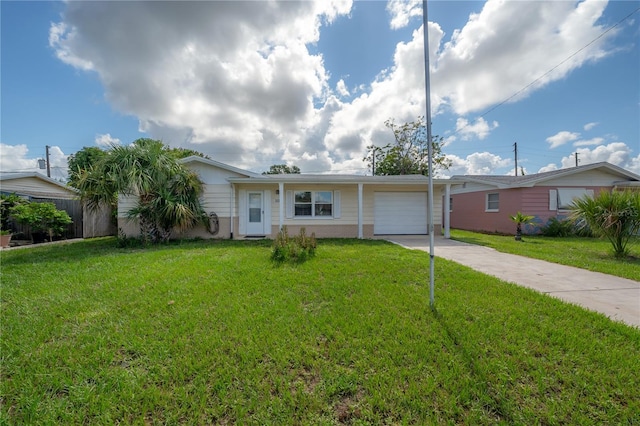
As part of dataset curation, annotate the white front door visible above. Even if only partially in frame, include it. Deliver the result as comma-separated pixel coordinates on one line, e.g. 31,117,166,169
246,191,264,235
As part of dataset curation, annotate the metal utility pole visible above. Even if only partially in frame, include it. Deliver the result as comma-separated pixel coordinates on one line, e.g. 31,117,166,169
513,142,518,176
574,152,579,167
422,0,435,308
45,145,51,178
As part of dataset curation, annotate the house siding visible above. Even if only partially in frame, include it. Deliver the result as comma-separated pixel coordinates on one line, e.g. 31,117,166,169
451,185,611,235
116,159,448,240
451,188,521,234
1,177,77,199
263,184,443,239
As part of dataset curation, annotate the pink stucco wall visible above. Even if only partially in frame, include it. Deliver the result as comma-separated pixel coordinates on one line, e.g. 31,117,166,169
450,186,606,235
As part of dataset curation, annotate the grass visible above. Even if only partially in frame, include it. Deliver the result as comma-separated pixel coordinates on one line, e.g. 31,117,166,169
1,238,639,424
450,229,640,281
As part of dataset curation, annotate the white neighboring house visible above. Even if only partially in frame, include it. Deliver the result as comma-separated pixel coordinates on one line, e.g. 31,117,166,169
118,156,458,239
0,172,77,200
0,172,115,238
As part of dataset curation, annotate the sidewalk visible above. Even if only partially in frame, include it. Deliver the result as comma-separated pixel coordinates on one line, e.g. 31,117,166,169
385,236,640,328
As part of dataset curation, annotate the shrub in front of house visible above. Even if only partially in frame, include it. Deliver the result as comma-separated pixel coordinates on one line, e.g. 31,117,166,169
9,202,72,242
541,217,575,237
271,226,317,263
541,217,594,238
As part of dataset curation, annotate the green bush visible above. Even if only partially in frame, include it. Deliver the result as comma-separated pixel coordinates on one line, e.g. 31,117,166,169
571,190,640,257
10,202,72,242
0,193,27,232
271,226,317,263
541,217,575,237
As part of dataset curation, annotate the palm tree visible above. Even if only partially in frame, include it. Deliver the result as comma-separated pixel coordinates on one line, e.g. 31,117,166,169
77,139,209,243
509,211,535,241
570,190,640,257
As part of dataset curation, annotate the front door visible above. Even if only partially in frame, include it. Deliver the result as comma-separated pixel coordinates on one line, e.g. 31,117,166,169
246,191,264,235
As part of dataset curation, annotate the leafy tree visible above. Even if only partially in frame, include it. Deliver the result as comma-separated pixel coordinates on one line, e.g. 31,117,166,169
1,194,27,232
10,202,73,242
67,146,107,188
76,138,209,244
364,117,451,176
571,190,640,258
263,164,301,175
165,146,211,160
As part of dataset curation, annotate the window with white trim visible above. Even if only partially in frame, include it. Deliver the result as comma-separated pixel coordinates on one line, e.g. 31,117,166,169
486,193,499,211
294,191,333,217
556,188,594,210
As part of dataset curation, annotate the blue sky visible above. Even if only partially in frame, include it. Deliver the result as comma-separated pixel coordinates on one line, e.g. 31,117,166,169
1,0,639,181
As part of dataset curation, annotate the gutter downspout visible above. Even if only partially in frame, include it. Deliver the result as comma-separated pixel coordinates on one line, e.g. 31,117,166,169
230,183,235,239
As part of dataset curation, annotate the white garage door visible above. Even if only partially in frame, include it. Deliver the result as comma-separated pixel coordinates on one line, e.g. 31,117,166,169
374,192,428,235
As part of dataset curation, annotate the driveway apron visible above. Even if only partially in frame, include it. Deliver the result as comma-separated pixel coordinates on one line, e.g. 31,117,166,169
385,236,640,328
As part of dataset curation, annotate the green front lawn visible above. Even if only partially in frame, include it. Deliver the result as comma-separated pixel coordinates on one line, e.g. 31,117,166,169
1,238,639,424
450,229,640,281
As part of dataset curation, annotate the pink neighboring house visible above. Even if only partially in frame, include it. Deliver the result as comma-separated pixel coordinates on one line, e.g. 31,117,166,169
448,162,640,235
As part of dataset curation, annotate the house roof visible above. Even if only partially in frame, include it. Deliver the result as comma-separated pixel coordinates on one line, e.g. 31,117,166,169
179,156,457,186
450,162,640,189
179,156,262,178
0,172,78,197
229,173,454,186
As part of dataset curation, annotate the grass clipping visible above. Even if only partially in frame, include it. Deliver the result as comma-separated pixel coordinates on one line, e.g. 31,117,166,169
271,226,317,264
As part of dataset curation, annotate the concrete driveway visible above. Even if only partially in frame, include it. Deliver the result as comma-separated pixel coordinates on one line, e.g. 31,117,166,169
384,235,640,328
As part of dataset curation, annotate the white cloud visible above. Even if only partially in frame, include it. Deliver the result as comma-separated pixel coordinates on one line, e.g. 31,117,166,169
546,131,580,149
564,143,639,172
46,0,621,174
573,137,604,147
454,117,499,141
539,142,640,174
537,163,559,173
583,122,598,131
95,133,121,148
0,144,39,173
0,143,69,180
336,79,350,97
444,151,511,176
387,0,422,30
49,1,353,171
431,0,615,115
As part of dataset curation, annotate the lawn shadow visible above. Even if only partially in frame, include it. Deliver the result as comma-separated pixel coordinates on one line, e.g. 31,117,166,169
430,306,513,423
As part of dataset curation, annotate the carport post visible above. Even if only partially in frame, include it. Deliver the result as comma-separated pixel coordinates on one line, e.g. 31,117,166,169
423,0,435,308
444,184,451,238
278,182,284,230
357,183,363,239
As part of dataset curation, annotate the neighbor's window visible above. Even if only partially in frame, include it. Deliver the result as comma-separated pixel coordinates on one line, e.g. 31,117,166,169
486,193,499,211
294,191,333,217
556,188,594,210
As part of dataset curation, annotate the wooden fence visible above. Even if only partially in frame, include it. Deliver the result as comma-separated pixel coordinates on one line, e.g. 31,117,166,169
10,198,83,241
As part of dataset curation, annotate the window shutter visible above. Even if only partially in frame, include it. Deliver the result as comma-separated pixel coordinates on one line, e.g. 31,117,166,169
286,190,293,219
549,189,557,211
333,190,341,219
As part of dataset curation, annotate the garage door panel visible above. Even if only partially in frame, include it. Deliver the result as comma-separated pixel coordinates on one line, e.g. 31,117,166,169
374,192,427,235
